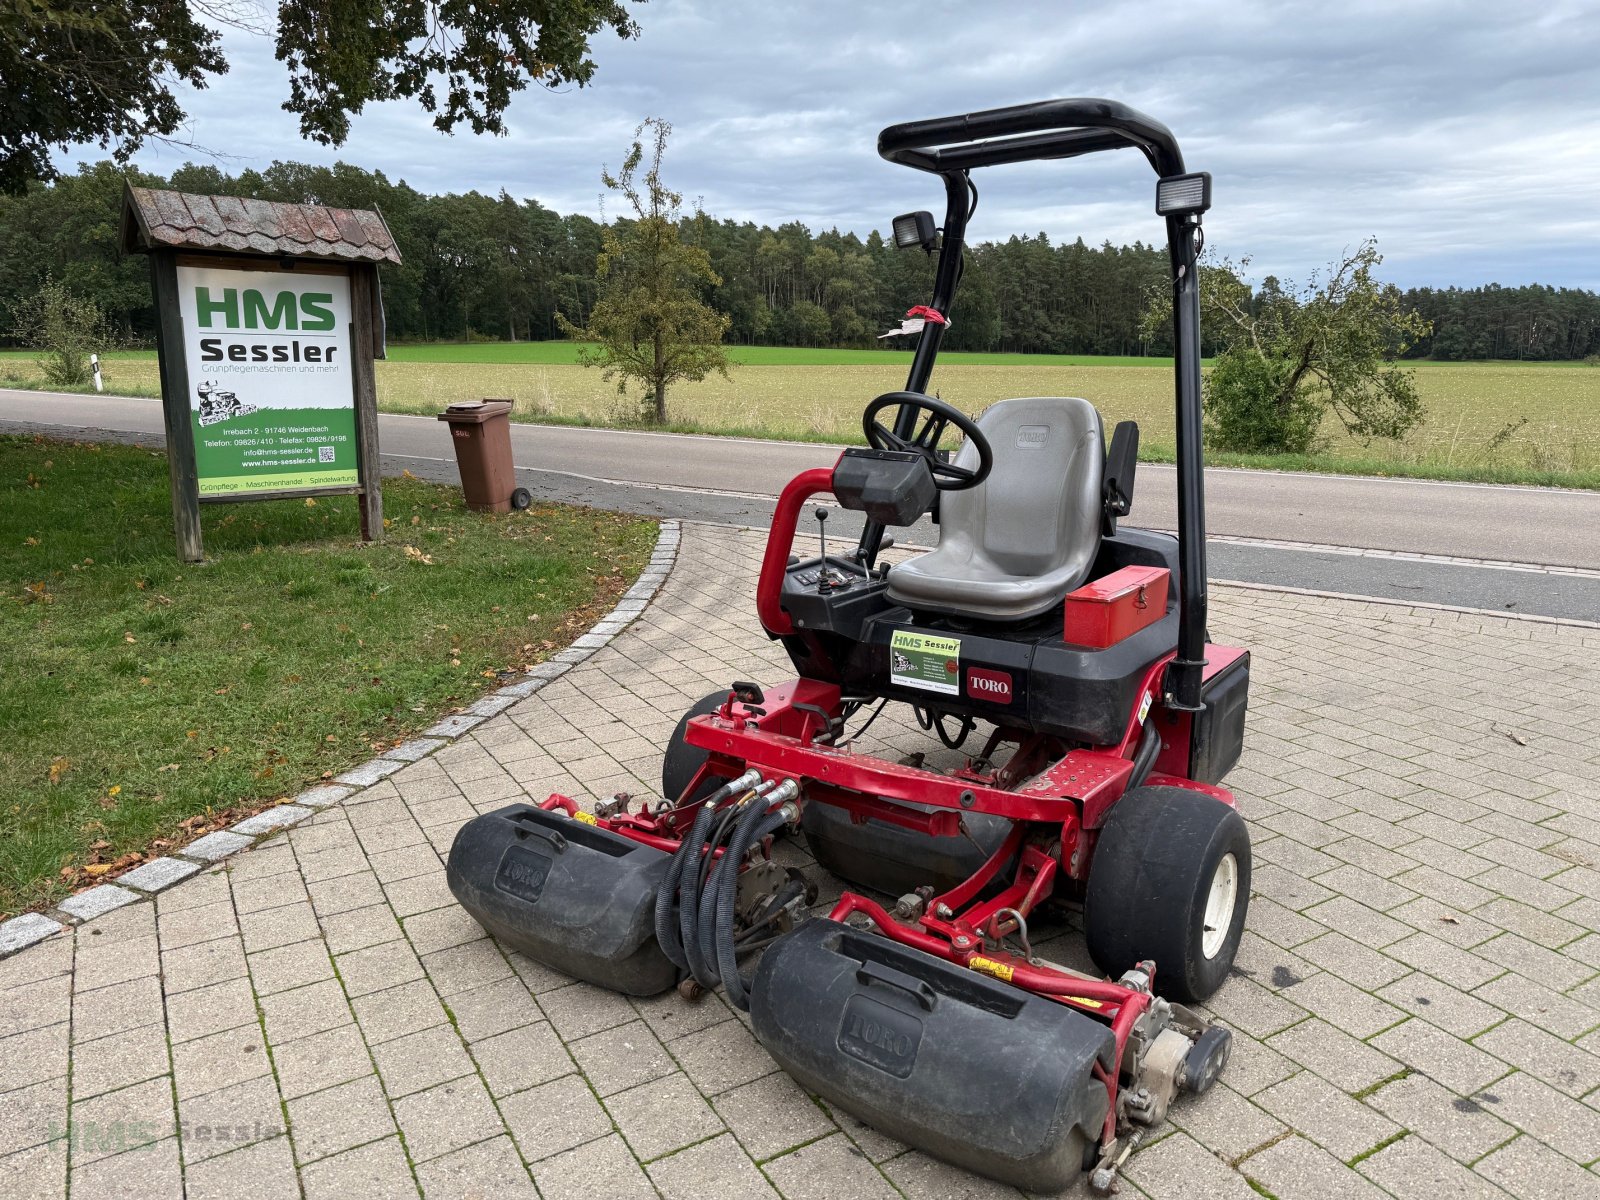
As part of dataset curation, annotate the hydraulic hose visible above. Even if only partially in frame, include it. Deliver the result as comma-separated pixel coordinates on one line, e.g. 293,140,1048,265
695,794,771,983
658,772,799,1003
654,770,759,971
715,806,795,1011
656,800,716,969
1127,719,1161,792
683,792,756,984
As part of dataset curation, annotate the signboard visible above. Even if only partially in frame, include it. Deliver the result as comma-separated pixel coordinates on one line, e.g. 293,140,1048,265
175,264,359,496
889,629,962,695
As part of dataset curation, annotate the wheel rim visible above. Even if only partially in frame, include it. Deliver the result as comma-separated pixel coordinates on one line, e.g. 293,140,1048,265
1201,853,1239,959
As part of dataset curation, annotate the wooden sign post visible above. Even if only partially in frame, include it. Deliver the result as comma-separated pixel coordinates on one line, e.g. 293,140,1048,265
122,186,399,561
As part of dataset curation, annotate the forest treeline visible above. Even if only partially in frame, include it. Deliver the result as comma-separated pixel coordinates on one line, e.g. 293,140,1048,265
3,159,1598,360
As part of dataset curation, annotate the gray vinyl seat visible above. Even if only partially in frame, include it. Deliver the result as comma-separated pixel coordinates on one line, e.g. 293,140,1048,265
886,397,1104,622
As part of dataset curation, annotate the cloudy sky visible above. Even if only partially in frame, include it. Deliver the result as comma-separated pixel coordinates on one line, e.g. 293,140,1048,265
66,0,1600,289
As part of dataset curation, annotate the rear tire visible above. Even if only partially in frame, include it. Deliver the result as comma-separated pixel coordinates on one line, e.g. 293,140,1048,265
661,690,728,803
1083,785,1250,1003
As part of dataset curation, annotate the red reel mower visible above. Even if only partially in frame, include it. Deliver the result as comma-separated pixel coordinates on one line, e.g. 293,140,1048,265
449,97,1249,1193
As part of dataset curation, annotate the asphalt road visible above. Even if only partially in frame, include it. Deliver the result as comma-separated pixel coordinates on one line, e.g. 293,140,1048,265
6,388,1599,622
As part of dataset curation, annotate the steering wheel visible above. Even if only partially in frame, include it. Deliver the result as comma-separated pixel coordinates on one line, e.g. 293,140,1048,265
862,391,993,491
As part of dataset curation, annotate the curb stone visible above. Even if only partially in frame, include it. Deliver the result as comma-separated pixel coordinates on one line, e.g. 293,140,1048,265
229,805,313,836
57,885,141,922
117,857,202,894
383,737,449,762
179,831,255,863
1,519,682,961
424,713,487,739
0,912,64,955
294,784,355,809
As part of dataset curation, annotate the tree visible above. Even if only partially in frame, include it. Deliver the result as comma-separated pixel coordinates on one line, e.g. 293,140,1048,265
1,2,224,194
11,275,115,386
1181,239,1432,454
1,1,639,195
559,119,731,423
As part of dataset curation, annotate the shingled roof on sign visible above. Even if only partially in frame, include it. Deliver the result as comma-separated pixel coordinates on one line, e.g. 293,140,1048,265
120,184,402,265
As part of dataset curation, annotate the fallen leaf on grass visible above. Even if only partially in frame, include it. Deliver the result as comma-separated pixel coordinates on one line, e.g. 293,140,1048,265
48,757,70,785
83,863,113,878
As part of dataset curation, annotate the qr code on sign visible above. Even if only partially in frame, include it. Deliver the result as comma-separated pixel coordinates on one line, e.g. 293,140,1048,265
318,446,335,463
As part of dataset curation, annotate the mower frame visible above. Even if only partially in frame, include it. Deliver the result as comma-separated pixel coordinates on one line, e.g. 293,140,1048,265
485,98,1244,1192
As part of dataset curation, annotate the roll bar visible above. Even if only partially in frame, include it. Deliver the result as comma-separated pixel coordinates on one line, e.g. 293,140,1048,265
877,98,1186,178
867,98,1209,711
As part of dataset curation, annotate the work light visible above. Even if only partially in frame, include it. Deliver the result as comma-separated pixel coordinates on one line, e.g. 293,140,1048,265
1155,172,1212,217
891,211,937,251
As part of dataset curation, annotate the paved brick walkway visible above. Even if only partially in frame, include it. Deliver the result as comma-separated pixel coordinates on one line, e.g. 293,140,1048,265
4,521,1600,1199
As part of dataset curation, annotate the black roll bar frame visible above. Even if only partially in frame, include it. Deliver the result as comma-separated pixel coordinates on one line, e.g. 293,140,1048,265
866,97,1210,711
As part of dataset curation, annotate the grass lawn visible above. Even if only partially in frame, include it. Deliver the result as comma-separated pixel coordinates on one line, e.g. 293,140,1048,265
0,434,657,917
4,345,1597,487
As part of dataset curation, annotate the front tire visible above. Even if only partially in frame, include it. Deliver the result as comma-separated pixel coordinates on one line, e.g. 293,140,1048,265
1083,786,1251,1003
661,690,728,803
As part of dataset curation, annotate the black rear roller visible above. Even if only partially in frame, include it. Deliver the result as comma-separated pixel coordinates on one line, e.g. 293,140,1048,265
750,919,1111,1192
802,802,1014,898
1083,785,1251,1003
447,804,677,996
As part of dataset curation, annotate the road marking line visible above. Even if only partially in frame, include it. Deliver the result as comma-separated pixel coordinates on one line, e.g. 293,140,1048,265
383,453,774,501
1193,532,1600,579
1214,579,1600,631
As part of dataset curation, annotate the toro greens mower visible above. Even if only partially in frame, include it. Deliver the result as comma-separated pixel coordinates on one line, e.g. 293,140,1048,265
448,98,1251,1193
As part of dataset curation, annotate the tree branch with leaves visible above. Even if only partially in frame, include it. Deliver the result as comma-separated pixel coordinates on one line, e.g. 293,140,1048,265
1147,238,1431,454
1,0,639,195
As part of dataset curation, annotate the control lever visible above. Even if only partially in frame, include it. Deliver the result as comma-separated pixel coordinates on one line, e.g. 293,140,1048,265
814,507,832,591
855,533,894,563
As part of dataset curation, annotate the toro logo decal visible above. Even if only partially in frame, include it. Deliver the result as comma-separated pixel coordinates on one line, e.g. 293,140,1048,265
493,844,554,905
838,995,922,1078
966,667,1013,704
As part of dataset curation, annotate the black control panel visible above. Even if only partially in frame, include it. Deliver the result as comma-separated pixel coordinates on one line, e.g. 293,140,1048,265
781,556,886,636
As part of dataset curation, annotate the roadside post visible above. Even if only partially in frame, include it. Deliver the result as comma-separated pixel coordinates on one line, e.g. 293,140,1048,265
120,185,400,561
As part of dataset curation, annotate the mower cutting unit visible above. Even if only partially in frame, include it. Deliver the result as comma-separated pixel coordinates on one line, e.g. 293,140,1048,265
448,98,1251,1193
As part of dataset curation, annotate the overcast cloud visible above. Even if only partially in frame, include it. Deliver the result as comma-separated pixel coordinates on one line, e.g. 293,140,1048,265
63,0,1600,288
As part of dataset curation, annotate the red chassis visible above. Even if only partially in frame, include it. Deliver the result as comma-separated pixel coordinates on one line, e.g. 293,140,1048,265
531,466,1246,1150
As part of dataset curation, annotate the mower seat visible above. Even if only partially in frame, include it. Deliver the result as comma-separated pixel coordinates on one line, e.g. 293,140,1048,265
887,397,1104,622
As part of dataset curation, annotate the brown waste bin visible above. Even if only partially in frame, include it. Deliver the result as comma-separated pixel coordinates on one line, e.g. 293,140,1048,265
437,400,530,512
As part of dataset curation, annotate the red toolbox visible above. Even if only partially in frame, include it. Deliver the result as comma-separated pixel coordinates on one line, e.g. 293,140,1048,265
1061,565,1170,648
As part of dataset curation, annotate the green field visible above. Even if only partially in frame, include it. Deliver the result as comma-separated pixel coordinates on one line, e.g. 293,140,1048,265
4,345,1596,487
0,435,655,915
382,342,1170,368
